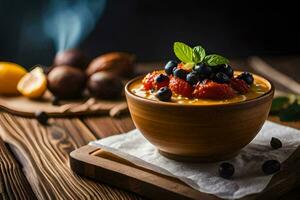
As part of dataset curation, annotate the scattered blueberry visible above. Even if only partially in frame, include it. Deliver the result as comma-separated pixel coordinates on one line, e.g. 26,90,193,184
237,72,254,85
217,64,234,78
262,160,281,175
155,87,172,101
270,137,282,149
218,162,235,179
214,72,230,83
186,72,200,85
35,111,49,125
194,63,212,77
173,68,188,80
164,60,178,75
155,74,169,83
51,96,60,106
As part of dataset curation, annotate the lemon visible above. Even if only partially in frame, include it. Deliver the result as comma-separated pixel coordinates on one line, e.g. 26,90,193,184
0,62,27,95
17,67,47,99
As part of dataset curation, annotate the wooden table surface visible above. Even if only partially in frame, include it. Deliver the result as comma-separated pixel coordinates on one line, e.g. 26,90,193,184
0,57,300,200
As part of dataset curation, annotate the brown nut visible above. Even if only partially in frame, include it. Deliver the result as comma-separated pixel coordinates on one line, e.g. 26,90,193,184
47,65,86,99
53,49,89,70
87,72,123,99
86,52,135,77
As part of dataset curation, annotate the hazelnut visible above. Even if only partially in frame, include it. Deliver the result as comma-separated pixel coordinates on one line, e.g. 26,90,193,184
53,49,89,70
86,52,135,77
87,72,123,99
47,65,86,99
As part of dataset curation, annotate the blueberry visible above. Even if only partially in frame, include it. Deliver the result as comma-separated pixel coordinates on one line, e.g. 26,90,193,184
164,60,178,75
270,137,282,149
51,96,60,106
237,72,254,85
218,162,234,179
173,69,188,80
194,63,212,77
35,111,49,125
186,72,200,85
155,87,172,101
155,74,169,83
217,64,234,78
214,72,230,83
262,160,281,175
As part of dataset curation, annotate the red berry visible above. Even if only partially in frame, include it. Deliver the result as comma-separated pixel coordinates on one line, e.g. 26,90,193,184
169,76,193,97
154,74,170,89
142,71,160,90
193,80,235,100
230,78,249,94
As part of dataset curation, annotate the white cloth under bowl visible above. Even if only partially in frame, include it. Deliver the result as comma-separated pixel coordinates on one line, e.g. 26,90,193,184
89,121,300,199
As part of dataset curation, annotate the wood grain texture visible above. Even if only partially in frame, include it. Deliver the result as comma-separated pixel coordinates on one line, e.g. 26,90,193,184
0,112,140,200
0,138,36,200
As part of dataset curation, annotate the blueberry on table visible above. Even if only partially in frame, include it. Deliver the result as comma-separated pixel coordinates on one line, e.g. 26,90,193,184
218,162,235,179
194,63,212,77
214,72,230,83
217,64,234,78
173,69,188,80
237,72,254,85
186,72,200,85
155,87,172,101
270,137,282,149
155,74,169,83
164,60,178,75
51,96,60,106
262,160,281,175
35,111,49,125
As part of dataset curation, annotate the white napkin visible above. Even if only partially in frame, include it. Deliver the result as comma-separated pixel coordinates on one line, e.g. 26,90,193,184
89,121,300,199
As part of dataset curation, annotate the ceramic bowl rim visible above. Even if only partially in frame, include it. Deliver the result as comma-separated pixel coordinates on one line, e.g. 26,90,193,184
125,73,275,108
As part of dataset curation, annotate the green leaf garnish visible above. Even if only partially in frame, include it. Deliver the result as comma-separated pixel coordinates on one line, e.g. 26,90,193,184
278,101,300,122
182,62,195,70
204,54,229,66
192,46,206,63
173,42,193,63
270,96,290,114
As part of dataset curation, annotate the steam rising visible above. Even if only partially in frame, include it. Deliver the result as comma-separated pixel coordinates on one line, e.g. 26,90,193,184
44,0,106,52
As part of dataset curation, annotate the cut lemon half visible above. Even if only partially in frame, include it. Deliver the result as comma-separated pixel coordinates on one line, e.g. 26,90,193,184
0,62,27,95
17,67,47,99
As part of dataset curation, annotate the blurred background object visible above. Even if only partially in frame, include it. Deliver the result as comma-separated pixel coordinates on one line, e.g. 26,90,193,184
0,0,299,68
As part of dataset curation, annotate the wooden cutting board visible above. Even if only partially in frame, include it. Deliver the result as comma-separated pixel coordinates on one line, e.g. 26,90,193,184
0,91,128,118
70,143,300,200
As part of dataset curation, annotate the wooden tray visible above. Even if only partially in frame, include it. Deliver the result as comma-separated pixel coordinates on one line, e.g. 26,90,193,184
0,91,128,118
70,145,300,200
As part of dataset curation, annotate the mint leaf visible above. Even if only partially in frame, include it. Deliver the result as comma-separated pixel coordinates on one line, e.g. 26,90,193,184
204,54,229,66
173,42,193,63
182,62,195,70
270,96,290,114
279,101,300,121
192,46,206,63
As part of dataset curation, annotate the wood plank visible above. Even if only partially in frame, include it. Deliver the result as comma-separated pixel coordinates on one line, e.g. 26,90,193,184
0,112,141,200
82,116,135,138
0,138,36,200
70,145,217,200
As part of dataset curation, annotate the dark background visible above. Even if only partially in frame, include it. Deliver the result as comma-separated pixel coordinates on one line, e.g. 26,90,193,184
0,0,299,68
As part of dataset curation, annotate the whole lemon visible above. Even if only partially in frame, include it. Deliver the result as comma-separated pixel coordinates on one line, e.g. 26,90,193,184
0,62,27,95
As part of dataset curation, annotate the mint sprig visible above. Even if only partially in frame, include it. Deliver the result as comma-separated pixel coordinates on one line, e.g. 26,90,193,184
173,42,229,70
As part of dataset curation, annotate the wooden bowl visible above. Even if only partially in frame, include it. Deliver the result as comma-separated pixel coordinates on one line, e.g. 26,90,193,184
125,75,274,162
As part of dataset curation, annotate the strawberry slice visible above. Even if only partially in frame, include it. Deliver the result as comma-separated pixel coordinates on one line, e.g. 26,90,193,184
169,76,193,97
230,78,249,94
193,80,235,100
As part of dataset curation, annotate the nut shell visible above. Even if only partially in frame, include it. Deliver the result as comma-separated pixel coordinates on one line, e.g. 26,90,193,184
86,52,135,77
53,49,89,70
47,65,86,99
87,72,123,99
